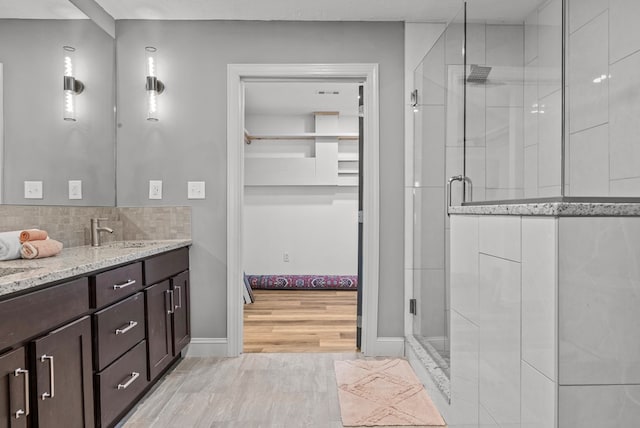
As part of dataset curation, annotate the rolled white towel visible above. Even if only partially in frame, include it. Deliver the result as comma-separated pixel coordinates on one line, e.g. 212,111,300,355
0,231,23,261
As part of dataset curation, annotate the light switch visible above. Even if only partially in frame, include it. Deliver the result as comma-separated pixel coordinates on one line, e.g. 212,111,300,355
149,180,163,199
24,181,43,199
68,180,82,200
187,181,205,199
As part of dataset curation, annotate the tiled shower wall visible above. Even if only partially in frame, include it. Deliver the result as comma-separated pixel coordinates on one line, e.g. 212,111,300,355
566,0,640,196
0,205,191,248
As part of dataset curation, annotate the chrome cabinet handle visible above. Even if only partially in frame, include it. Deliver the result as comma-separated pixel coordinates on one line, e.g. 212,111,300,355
13,368,29,418
174,285,182,310
113,279,136,290
117,372,140,390
166,290,175,314
115,320,138,335
40,355,55,400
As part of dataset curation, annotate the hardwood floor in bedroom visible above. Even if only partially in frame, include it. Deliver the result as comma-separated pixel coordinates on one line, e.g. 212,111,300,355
243,289,357,353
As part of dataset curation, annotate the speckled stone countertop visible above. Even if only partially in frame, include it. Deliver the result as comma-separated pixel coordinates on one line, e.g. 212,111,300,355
0,240,191,299
449,202,640,216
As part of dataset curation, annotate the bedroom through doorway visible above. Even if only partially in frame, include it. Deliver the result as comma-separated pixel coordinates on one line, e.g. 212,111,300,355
241,80,362,353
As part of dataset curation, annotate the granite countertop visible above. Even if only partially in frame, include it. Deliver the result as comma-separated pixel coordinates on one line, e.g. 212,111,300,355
448,202,640,216
0,239,191,299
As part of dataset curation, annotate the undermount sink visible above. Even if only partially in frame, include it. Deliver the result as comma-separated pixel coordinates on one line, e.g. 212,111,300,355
0,267,31,277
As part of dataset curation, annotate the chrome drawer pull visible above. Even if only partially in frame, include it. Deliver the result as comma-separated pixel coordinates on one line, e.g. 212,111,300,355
166,289,175,314
13,368,29,418
40,355,55,400
115,320,138,335
117,372,140,390
113,279,136,290
174,285,182,310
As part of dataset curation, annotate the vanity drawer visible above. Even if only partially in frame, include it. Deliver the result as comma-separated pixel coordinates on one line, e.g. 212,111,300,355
0,278,89,350
92,262,143,309
145,247,189,285
95,340,148,428
94,292,145,371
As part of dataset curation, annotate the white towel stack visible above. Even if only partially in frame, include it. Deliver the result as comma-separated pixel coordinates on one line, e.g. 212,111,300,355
0,231,23,261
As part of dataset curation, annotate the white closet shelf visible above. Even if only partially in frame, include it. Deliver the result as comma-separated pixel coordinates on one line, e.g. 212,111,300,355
245,131,359,143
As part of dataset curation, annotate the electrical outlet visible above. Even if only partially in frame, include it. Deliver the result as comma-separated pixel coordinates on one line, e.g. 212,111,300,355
283,252,290,262
24,181,43,199
68,180,82,200
149,180,162,199
187,181,205,199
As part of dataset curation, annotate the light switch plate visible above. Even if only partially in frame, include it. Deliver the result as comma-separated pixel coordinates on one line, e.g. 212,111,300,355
24,181,43,199
68,180,82,200
187,181,205,199
149,180,163,199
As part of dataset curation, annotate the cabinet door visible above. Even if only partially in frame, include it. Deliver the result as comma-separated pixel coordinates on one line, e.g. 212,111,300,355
145,280,172,381
33,316,94,428
171,270,190,356
0,347,28,428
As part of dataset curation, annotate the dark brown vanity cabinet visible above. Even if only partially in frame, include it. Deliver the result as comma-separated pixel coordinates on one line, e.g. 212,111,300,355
0,347,28,428
144,248,190,382
33,316,95,428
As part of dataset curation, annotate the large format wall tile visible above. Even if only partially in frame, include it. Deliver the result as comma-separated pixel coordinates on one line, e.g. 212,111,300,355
479,215,521,261
610,0,640,64
538,0,562,99
413,187,445,269
569,0,609,34
414,269,446,340
610,176,640,196
479,254,521,426
524,9,538,64
559,217,640,384
559,385,640,428
522,361,556,428
522,217,557,381
538,89,562,189
416,35,445,105
569,124,609,196
568,11,609,133
450,215,479,324
448,310,479,426
524,145,538,198
485,107,524,192
413,105,445,187
609,51,640,181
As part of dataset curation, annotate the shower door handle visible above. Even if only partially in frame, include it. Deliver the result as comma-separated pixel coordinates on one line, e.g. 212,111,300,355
447,175,472,214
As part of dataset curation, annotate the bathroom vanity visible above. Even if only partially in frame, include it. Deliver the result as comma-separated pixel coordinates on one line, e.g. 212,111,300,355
0,240,191,427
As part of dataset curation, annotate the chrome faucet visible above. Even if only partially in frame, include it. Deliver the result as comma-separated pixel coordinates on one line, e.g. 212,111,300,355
91,218,114,247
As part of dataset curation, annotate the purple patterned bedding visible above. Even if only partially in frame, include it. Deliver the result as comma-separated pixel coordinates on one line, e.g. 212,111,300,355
246,274,358,290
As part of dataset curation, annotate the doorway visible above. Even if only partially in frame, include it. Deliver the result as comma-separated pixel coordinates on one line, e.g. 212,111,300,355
226,64,380,356
241,80,361,352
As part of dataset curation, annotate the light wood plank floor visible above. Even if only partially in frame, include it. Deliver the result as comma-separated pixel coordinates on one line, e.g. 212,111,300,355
243,290,358,353
121,353,448,428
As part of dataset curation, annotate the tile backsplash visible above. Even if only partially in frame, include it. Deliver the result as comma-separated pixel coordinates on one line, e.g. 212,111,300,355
0,206,191,248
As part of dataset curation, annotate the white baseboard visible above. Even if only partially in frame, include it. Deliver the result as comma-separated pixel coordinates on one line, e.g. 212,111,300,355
185,338,228,357
373,337,405,356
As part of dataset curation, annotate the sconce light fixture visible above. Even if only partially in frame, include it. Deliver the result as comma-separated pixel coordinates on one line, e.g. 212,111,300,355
63,46,84,121
145,46,165,121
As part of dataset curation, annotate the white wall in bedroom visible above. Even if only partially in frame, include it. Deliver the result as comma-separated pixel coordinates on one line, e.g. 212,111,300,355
243,112,358,276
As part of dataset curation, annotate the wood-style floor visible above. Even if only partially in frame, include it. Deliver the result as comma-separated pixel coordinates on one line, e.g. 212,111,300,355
243,290,358,353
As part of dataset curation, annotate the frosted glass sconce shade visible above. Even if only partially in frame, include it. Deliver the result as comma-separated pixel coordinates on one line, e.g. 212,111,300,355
145,46,165,121
63,46,84,121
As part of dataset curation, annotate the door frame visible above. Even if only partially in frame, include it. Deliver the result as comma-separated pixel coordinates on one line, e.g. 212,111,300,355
226,63,380,356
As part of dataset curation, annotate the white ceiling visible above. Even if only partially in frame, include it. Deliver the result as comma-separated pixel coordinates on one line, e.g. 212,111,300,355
245,82,359,117
0,0,545,23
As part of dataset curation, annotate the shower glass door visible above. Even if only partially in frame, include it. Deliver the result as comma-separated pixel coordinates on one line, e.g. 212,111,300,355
412,5,465,379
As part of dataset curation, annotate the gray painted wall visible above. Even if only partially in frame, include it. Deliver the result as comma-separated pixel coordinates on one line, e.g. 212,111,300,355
0,19,115,206
115,20,405,339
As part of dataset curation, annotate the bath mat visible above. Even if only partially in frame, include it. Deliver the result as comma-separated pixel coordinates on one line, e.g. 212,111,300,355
334,359,446,427
246,274,358,290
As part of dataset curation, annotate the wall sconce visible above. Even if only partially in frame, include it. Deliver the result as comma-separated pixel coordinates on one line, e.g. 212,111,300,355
145,46,165,121
63,46,84,121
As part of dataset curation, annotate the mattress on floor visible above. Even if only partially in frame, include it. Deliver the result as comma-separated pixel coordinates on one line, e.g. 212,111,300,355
246,274,358,290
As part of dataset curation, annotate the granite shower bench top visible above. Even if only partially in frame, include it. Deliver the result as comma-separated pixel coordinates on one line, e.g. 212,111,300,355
0,239,192,299
448,202,640,216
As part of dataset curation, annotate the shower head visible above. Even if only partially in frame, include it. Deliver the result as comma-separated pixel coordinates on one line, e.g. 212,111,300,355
467,64,492,84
